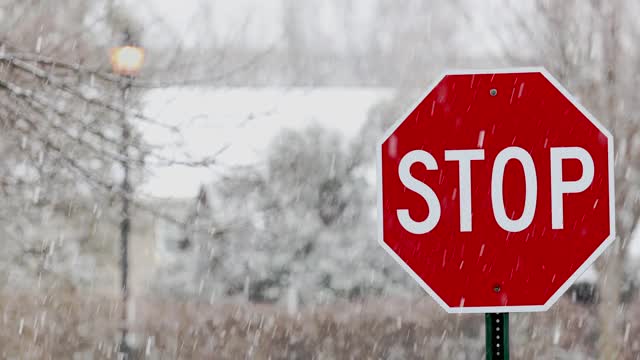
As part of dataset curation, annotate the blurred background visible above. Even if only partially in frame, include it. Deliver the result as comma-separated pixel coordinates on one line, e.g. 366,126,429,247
0,0,639,358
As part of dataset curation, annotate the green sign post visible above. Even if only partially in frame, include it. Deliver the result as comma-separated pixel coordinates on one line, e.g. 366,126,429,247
485,313,509,359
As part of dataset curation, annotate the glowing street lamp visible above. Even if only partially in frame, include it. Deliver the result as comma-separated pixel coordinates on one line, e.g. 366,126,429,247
110,45,144,76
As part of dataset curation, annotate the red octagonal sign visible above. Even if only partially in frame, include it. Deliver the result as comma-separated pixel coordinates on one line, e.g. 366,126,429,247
377,68,615,313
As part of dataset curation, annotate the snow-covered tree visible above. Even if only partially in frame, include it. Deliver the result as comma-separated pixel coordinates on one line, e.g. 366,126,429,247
0,0,134,290
0,0,233,293
154,125,421,305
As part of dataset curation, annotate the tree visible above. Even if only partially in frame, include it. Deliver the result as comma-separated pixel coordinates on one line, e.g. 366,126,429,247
0,0,131,290
0,0,243,295
154,125,421,305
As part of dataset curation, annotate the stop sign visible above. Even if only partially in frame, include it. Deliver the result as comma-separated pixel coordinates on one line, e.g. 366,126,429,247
377,68,615,313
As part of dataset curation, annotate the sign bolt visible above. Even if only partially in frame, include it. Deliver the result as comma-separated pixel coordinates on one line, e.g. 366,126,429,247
490,88,498,96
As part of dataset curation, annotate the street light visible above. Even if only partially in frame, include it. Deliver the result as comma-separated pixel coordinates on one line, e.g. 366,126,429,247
110,45,144,76
110,34,144,357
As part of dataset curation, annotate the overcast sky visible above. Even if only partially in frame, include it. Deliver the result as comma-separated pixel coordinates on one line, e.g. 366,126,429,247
129,0,282,49
129,0,503,54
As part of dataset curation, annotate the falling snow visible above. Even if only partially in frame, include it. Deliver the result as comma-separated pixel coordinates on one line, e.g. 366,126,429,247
0,0,638,358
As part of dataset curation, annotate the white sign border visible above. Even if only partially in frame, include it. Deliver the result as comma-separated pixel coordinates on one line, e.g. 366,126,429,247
376,67,616,314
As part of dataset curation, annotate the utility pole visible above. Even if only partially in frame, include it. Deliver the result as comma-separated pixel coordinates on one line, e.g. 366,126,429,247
119,74,132,356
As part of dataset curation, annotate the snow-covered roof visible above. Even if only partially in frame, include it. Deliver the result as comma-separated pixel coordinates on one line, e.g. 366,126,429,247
141,87,392,198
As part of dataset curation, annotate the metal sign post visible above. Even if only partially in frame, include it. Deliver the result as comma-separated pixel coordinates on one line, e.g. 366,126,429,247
485,313,509,360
